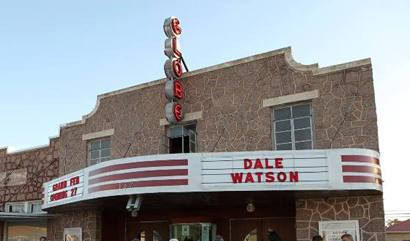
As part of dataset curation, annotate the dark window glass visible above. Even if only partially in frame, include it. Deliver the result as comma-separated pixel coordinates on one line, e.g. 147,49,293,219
276,143,292,150
275,131,292,144
274,107,291,120
292,104,310,118
295,141,312,150
294,117,310,129
275,120,291,132
294,129,312,142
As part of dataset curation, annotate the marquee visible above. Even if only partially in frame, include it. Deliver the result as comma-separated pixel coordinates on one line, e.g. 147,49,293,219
42,148,382,209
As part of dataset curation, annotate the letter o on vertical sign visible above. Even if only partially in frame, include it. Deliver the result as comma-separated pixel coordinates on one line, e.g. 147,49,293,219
165,102,184,124
163,17,182,38
164,58,183,79
165,80,184,100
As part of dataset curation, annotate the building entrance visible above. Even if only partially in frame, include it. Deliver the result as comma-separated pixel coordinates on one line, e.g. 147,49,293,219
127,221,170,241
230,218,295,241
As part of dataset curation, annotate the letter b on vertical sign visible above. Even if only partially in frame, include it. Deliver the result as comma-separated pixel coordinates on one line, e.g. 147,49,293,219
165,80,184,100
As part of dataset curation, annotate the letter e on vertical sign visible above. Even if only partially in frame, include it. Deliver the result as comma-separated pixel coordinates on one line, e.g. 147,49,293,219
165,102,184,124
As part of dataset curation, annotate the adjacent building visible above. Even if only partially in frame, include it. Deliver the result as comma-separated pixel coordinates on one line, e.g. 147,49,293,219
0,138,59,240
386,220,410,241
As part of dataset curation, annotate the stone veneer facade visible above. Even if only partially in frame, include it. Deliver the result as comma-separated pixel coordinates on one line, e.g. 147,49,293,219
58,47,378,176
2,47,383,241
296,196,385,241
0,137,59,206
47,209,101,241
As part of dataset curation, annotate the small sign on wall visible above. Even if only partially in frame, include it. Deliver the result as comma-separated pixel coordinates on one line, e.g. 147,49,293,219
319,220,360,241
63,227,82,241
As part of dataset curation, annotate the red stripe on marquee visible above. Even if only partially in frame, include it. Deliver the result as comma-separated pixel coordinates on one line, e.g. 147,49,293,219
343,176,382,185
88,169,188,185
342,165,381,175
88,179,188,193
89,159,188,176
341,155,379,165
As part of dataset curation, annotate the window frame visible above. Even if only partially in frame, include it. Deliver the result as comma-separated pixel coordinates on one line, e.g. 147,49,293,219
29,201,43,214
4,202,26,213
4,200,44,214
87,137,112,166
272,102,314,151
167,123,197,154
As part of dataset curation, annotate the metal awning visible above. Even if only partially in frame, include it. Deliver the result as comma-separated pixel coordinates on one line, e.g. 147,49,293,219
0,212,56,221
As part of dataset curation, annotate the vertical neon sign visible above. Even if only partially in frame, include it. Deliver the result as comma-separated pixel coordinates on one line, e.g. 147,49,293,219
164,16,184,124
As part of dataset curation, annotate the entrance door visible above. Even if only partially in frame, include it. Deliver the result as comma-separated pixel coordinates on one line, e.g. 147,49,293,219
127,221,169,241
230,218,295,241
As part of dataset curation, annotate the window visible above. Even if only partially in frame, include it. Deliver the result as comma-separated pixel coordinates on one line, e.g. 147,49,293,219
273,103,313,150
5,202,25,213
88,137,111,165
5,201,43,214
30,202,43,213
170,223,215,241
168,124,196,153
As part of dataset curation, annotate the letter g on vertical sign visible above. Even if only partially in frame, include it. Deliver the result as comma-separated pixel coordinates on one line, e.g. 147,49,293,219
163,17,182,38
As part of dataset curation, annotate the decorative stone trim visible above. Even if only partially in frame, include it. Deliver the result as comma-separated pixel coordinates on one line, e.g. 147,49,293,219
82,129,114,141
159,111,203,126
314,58,371,75
262,90,319,108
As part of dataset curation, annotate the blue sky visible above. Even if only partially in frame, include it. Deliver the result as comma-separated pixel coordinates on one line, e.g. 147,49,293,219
1,1,409,219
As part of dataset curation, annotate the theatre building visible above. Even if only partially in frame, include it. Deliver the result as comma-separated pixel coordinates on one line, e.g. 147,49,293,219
36,46,384,241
